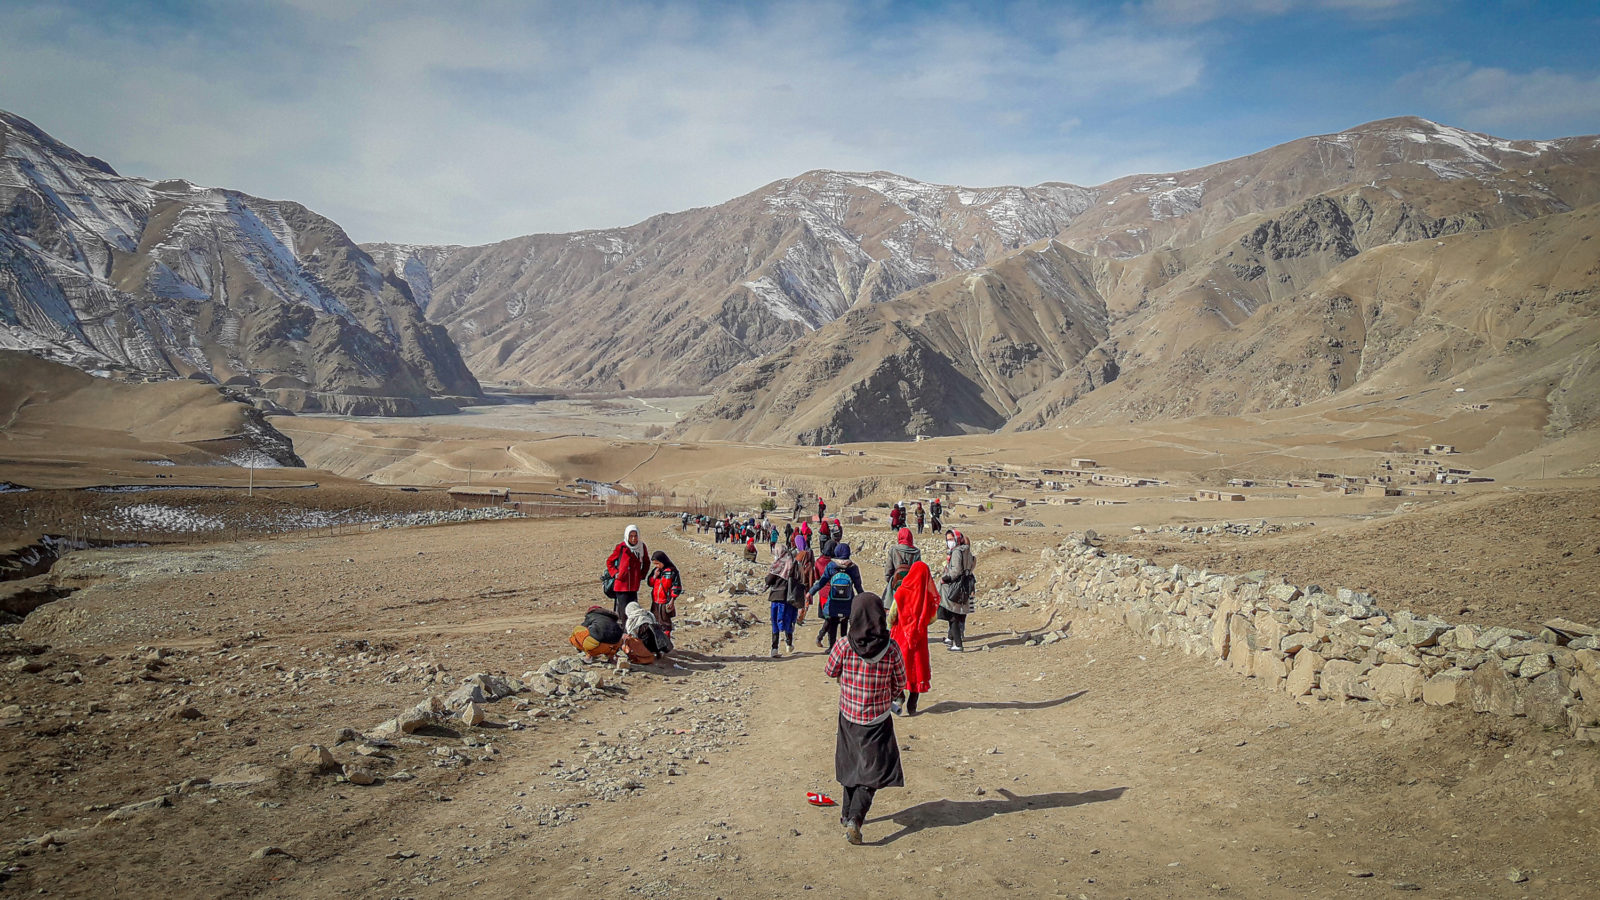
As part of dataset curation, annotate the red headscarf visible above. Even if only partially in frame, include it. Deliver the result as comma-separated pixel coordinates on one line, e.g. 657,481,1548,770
896,527,914,547
893,560,939,630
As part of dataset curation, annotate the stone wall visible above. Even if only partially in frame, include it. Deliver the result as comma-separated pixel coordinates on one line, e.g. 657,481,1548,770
1041,537,1600,742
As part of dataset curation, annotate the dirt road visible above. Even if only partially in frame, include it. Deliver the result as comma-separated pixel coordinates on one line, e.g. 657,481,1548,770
2,517,1596,898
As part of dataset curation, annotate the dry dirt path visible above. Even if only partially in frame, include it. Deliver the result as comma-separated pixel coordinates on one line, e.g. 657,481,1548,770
3,518,1596,899
263,525,1600,899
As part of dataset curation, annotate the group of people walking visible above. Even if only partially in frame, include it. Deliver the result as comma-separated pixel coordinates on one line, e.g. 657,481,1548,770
886,498,942,535
586,501,978,845
820,523,975,844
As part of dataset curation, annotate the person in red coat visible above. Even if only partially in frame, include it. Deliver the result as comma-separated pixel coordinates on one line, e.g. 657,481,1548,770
888,560,939,716
606,524,649,618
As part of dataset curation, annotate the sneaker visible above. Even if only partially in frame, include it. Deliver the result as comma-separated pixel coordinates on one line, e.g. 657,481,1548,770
943,636,953,646
770,647,779,658
845,821,863,845
948,644,964,652
815,633,825,648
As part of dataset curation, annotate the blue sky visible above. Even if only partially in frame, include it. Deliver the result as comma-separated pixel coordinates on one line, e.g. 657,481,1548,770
2,0,1597,245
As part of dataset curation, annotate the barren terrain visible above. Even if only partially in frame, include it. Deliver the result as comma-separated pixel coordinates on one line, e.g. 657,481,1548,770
2,510,1597,898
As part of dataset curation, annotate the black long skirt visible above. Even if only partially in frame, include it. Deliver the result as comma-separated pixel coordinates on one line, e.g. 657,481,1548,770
834,712,904,789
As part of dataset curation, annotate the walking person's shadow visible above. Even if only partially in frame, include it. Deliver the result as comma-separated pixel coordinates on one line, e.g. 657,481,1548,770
916,689,1085,715
866,787,1127,845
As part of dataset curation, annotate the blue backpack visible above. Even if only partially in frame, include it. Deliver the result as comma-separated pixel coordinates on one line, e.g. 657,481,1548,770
827,568,856,614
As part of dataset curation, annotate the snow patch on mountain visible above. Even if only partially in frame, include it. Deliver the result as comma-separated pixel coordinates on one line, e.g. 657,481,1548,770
1148,183,1204,221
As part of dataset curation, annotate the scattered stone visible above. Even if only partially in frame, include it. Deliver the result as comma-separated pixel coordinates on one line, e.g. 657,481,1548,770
99,796,170,823
0,704,22,726
251,846,292,860
459,702,486,726
289,744,338,774
344,767,379,786
1508,869,1528,884
372,695,446,736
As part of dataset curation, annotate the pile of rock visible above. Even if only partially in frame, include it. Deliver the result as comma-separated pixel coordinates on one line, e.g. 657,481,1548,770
688,597,758,629
372,507,526,530
1044,537,1600,742
1134,521,1308,541
524,656,608,700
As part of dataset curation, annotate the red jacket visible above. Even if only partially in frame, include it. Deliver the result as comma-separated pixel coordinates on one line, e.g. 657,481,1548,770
607,542,648,592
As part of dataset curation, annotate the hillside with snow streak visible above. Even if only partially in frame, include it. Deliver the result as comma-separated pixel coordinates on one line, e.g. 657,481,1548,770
0,110,481,416
367,171,1096,392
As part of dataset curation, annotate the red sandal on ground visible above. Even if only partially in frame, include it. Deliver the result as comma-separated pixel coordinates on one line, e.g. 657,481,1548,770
806,791,836,807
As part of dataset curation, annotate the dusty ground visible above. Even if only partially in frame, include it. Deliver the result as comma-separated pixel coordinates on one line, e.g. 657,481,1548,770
2,514,1596,899
1116,486,1600,632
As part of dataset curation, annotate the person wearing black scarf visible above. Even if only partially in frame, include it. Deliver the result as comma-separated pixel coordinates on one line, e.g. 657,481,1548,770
823,591,906,844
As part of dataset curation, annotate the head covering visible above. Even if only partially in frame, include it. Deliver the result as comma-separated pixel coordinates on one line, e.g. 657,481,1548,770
832,542,851,560
831,517,841,527
892,561,939,633
650,550,675,569
623,524,646,559
952,529,968,546
769,546,795,579
794,534,808,551
800,520,811,536
624,600,655,636
896,527,914,547
847,591,891,661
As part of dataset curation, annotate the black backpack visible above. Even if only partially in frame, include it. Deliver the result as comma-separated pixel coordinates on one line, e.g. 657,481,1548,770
582,607,623,645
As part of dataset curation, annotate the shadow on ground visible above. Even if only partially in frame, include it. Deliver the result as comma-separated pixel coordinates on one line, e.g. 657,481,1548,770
916,690,1085,716
866,787,1127,845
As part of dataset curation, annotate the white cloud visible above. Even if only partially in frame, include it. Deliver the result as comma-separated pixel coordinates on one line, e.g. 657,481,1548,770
0,1,1206,245
1139,0,1421,24
1397,62,1600,137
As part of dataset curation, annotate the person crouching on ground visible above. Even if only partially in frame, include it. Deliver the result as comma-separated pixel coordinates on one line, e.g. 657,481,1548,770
570,604,625,661
824,591,906,845
744,531,759,563
606,524,649,619
646,550,681,635
809,542,862,651
621,600,672,665
889,560,939,715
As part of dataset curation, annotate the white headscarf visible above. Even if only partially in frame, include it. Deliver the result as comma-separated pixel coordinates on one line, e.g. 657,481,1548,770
624,600,655,636
623,524,646,563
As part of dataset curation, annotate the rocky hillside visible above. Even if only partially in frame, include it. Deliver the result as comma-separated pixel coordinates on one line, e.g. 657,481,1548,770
367,172,1095,391
678,118,1600,443
0,110,481,416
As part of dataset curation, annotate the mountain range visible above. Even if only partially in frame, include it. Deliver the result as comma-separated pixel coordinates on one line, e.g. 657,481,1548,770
0,110,481,416
672,117,1600,443
3,108,1597,445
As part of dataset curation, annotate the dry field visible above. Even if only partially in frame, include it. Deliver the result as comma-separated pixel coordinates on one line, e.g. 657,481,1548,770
4,354,1600,898
0,498,1597,898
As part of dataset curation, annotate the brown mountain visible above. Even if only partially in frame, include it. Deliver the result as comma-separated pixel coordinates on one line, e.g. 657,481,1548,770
677,118,1600,443
367,172,1095,391
0,110,482,416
